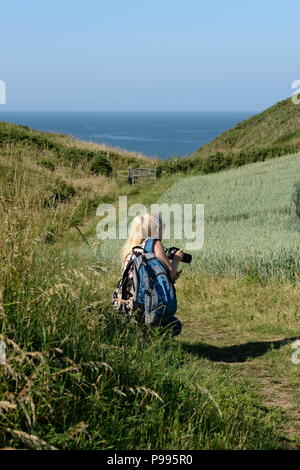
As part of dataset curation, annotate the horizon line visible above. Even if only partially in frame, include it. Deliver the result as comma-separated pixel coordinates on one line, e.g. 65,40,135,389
0,109,257,113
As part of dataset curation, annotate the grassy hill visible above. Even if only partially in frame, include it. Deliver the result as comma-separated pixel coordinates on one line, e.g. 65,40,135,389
1,119,300,449
191,97,300,158
0,120,290,450
0,121,157,244
158,97,300,176
0,121,156,172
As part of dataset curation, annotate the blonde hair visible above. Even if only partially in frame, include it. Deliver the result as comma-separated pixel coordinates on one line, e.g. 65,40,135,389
121,213,164,266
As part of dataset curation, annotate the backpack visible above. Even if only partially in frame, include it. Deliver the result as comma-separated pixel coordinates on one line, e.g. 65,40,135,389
112,238,177,325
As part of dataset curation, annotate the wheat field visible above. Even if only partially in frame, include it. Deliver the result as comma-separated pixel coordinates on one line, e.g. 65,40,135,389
150,152,300,279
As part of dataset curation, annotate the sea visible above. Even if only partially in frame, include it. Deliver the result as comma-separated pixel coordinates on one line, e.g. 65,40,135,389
0,111,254,159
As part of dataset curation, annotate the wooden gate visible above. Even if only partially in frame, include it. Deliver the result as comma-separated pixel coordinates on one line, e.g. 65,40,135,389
128,168,157,185
116,168,157,185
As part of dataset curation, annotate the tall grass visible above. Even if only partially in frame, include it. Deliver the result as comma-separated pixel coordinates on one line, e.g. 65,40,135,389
0,239,282,450
0,138,283,450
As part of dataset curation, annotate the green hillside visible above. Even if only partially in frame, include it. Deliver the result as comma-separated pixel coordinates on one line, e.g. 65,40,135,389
186,97,300,173
191,97,300,158
158,97,300,176
0,121,156,246
2,120,300,449
0,121,156,174
1,122,285,450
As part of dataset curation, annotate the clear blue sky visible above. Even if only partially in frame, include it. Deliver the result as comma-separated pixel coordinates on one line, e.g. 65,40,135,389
1,0,299,111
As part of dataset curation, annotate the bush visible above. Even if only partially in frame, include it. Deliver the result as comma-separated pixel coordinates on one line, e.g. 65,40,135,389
0,125,59,151
45,179,76,206
90,153,113,176
190,145,300,176
57,147,112,175
157,157,191,175
37,158,56,171
58,147,91,166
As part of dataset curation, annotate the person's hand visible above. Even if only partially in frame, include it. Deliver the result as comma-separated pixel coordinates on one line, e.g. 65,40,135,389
174,249,184,262
173,269,182,281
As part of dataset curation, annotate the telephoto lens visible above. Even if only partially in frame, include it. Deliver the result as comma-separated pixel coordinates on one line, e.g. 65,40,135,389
165,247,192,264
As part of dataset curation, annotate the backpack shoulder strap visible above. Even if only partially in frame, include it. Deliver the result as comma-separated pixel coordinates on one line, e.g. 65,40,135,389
122,257,134,277
144,238,157,254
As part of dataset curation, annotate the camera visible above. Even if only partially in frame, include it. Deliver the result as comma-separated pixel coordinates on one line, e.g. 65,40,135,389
165,247,192,264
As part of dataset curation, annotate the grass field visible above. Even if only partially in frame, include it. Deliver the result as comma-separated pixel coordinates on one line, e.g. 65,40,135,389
99,151,300,281
157,152,300,280
1,122,300,449
0,169,284,449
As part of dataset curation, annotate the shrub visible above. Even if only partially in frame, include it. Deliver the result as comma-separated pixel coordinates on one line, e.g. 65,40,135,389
57,147,112,175
157,157,191,175
90,153,113,176
191,145,300,176
0,125,59,151
45,179,76,206
58,147,91,166
37,158,56,171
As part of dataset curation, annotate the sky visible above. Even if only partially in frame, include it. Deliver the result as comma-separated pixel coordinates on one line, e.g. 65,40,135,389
0,0,299,111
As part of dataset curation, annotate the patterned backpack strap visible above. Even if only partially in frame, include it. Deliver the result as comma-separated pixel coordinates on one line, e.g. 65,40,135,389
132,245,145,255
120,258,135,298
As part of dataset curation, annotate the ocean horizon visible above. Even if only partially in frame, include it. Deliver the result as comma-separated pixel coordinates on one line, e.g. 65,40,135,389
0,110,255,159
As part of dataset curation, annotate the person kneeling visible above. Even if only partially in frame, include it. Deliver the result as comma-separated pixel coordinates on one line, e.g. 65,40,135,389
112,213,184,338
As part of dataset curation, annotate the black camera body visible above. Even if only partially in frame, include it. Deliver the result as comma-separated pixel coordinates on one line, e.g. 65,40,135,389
165,247,192,264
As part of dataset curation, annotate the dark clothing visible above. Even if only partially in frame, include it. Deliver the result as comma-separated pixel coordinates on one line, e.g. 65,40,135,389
160,315,182,337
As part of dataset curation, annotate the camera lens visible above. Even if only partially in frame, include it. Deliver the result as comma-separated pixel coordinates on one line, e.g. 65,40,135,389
182,253,192,264
165,247,192,264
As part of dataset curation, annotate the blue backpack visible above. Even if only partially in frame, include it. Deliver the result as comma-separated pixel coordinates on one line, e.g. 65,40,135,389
113,238,177,325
